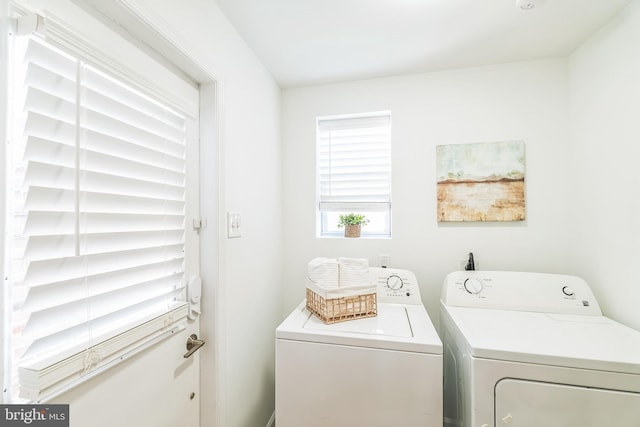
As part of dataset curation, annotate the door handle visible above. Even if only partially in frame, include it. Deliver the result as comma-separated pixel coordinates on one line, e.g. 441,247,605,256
184,334,205,358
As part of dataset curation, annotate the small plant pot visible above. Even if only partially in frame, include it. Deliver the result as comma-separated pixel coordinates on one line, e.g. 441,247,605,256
344,224,361,238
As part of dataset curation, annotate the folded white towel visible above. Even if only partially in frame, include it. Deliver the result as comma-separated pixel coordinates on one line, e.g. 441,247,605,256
338,257,368,265
338,257,369,285
307,257,371,290
307,257,339,288
306,278,376,299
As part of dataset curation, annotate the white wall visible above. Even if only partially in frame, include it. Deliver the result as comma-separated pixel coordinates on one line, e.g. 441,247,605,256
282,60,572,328
567,0,640,331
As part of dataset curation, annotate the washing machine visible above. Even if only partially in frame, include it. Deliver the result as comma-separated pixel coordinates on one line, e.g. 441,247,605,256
276,267,442,427
440,270,640,427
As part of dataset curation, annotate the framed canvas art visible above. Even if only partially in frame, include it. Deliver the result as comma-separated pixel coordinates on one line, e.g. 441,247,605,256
436,141,525,222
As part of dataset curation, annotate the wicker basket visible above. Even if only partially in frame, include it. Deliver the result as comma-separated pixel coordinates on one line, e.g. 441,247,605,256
344,224,361,238
306,287,377,324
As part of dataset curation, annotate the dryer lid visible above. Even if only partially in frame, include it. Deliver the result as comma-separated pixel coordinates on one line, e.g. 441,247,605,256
442,305,640,375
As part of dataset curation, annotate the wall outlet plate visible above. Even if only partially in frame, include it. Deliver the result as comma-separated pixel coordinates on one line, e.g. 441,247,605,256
379,254,391,268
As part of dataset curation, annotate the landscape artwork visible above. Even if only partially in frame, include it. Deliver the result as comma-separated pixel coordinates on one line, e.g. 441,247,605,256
436,141,525,222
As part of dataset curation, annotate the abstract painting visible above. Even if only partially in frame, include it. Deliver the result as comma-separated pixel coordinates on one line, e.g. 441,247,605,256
436,141,525,222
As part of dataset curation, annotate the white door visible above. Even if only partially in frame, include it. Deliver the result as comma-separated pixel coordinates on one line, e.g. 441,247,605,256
1,2,207,426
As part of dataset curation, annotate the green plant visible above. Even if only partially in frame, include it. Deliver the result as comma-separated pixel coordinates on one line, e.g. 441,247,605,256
337,213,369,228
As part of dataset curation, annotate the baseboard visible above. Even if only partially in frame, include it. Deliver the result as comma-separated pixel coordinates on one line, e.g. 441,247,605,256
266,411,275,427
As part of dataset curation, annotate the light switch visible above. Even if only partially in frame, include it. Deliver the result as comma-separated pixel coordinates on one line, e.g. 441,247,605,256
227,212,242,238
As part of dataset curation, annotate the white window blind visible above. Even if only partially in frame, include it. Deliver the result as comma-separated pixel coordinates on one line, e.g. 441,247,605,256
317,112,392,237
7,34,189,401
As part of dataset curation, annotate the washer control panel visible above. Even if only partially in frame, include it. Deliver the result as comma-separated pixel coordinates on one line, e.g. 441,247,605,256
441,270,602,315
370,267,423,305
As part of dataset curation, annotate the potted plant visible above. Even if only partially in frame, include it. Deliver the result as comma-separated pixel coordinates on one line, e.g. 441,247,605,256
337,213,369,238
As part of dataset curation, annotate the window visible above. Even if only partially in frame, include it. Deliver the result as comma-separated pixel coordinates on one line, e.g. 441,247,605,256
3,11,198,402
317,111,392,237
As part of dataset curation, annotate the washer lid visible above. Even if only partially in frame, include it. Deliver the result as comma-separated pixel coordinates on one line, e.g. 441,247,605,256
277,302,442,354
304,304,412,337
442,305,640,375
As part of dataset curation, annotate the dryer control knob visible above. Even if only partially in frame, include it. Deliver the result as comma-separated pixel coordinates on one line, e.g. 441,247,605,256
464,277,483,294
562,285,575,296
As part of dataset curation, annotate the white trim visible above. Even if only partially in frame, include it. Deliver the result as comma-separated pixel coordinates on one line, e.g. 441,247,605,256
78,0,219,84
199,81,226,427
265,411,275,427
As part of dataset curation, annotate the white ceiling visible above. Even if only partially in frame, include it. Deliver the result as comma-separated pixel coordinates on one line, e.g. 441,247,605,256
213,0,632,88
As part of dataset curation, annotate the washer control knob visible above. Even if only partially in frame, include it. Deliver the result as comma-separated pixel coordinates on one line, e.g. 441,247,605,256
562,285,575,296
386,274,404,290
464,277,483,294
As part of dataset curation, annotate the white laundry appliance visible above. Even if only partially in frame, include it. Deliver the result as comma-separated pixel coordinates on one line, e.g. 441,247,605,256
276,267,442,427
440,270,640,427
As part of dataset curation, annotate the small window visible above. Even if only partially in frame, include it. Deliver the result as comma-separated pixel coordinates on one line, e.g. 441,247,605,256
317,111,392,238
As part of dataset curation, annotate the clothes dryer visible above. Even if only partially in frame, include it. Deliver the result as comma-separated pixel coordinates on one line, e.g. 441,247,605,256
276,267,442,427
440,270,640,427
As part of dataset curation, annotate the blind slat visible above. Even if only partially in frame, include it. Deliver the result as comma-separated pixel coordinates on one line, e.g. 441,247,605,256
24,211,183,235
24,111,76,143
82,149,185,186
23,230,185,261
24,62,75,100
23,278,184,340
83,89,185,143
82,109,185,157
81,129,184,171
24,137,75,166
24,270,184,314
24,38,77,80
22,244,185,287
83,66,185,129
24,87,75,121
319,202,390,212
81,169,185,200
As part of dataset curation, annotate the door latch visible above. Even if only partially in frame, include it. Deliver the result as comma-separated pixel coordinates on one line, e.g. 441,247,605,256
184,334,205,358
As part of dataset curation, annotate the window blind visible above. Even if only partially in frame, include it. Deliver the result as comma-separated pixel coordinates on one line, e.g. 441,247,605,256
317,112,392,235
9,35,189,401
